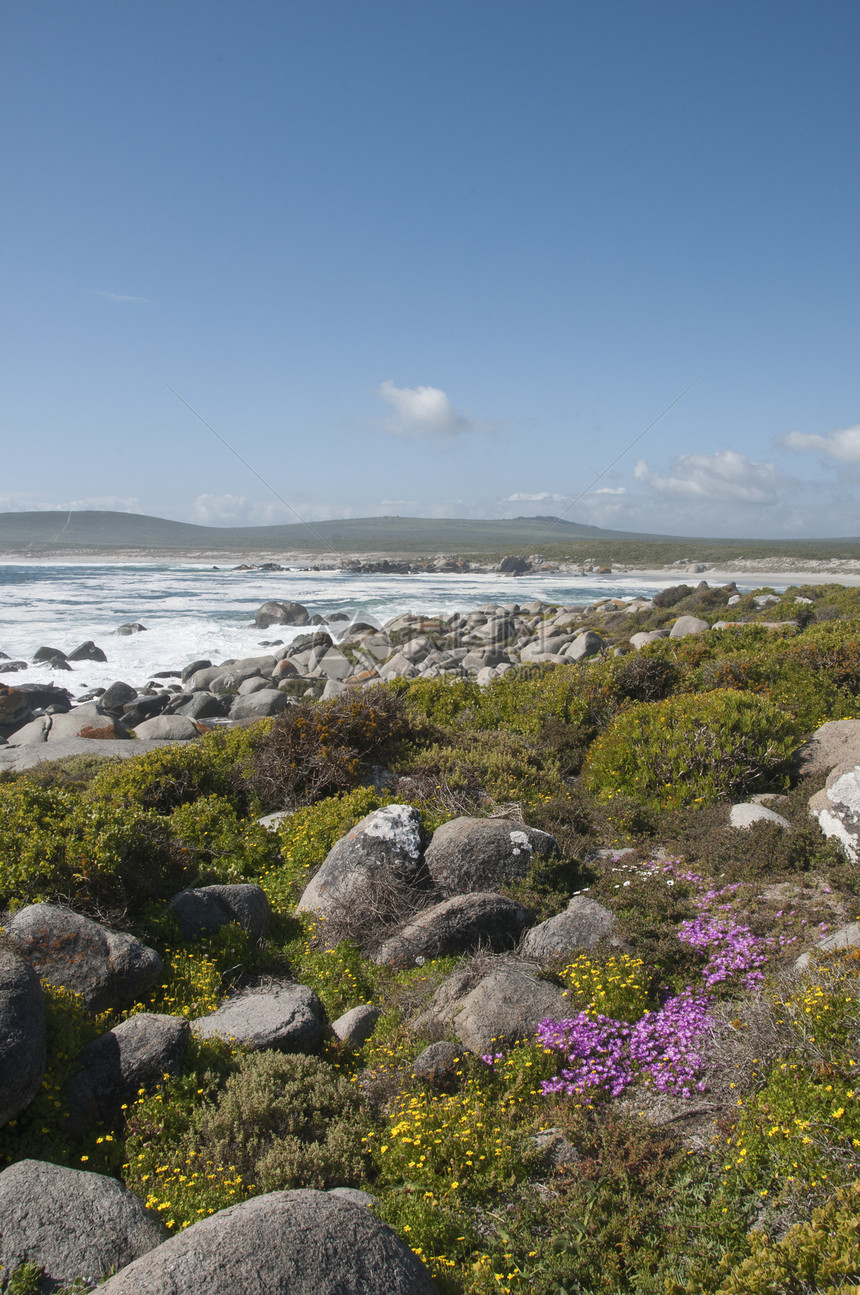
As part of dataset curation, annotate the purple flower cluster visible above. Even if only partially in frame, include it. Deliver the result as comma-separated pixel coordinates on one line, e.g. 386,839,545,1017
537,858,777,1102
538,990,712,1101
647,863,773,991
677,915,769,990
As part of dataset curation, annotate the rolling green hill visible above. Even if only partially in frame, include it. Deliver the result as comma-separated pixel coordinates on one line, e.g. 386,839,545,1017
1,509,860,563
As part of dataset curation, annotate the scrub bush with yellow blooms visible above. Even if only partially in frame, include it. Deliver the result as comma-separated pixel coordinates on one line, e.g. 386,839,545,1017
720,951,860,1209
124,1048,369,1231
558,953,652,1023
583,689,801,810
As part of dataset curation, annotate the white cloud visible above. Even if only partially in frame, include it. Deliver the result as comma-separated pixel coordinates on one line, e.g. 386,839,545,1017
779,423,860,465
378,380,492,439
506,491,568,502
93,290,150,304
632,449,785,505
191,494,294,526
0,494,139,513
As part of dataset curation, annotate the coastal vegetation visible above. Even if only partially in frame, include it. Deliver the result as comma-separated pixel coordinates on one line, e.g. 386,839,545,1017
4,581,860,1291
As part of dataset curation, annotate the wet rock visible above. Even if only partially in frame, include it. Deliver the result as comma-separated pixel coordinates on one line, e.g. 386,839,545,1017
255,601,310,629
68,640,108,663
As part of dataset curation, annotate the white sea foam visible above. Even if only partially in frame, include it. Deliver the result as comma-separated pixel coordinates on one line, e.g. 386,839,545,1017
0,563,769,695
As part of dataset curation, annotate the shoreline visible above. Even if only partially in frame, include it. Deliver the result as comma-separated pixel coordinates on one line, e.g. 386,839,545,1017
3,548,860,587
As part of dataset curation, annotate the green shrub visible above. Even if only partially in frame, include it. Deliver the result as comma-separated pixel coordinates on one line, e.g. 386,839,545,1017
125,1051,369,1231
394,729,567,808
167,794,278,884
583,690,802,810
697,1181,860,1295
0,781,179,913
88,727,263,816
197,1051,369,1192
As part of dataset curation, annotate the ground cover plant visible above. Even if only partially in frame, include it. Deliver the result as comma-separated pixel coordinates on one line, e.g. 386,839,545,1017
5,584,860,1292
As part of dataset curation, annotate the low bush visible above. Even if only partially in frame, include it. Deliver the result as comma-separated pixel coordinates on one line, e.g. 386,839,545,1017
88,726,262,816
124,1050,369,1231
698,1180,860,1295
583,689,802,810
248,687,409,810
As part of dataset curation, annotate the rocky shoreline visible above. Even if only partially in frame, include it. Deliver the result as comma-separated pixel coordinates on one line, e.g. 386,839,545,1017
0,581,811,771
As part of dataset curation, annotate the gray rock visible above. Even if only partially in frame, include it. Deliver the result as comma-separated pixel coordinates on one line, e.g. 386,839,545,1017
133,714,201,740
373,892,534,967
6,715,51,745
186,665,225,691
795,921,860,971
192,983,323,1052
96,1189,437,1295
0,1160,167,1292
331,1004,381,1048
296,804,425,918
412,1040,469,1088
413,960,568,1053
255,600,310,628
64,1013,189,1134
630,630,669,649
814,763,860,861
316,648,353,681
521,894,622,961
565,630,604,660
173,691,226,720
669,615,710,638
423,817,558,897
238,676,271,695
113,622,147,635
328,1186,376,1207
257,809,293,831
67,641,108,663
729,802,791,831
7,904,163,1013
168,884,271,941
45,702,129,742
229,688,290,719
0,736,191,774
0,948,46,1128
792,719,860,780
101,681,139,711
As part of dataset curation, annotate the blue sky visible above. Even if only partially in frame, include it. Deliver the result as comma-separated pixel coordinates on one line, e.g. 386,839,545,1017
2,0,859,538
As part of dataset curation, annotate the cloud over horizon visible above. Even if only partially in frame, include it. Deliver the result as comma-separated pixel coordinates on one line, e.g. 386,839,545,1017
632,449,786,505
779,423,860,465
378,380,493,439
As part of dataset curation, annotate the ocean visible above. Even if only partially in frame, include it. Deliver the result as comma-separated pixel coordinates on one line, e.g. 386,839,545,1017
0,562,769,695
